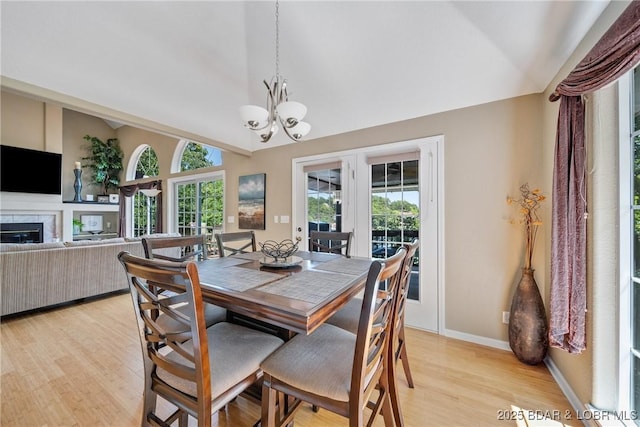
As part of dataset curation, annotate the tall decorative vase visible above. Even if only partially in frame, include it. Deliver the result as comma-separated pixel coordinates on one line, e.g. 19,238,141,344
73,169,83,202
508,268,549,365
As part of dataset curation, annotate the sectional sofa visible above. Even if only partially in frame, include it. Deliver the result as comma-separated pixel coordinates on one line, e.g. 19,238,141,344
0,234,178,316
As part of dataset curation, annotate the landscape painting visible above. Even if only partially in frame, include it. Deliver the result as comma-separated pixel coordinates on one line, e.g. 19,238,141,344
238,173,265,230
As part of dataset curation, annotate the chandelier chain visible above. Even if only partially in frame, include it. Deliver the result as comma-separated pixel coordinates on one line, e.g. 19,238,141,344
239,0,309,143
275,0,280,80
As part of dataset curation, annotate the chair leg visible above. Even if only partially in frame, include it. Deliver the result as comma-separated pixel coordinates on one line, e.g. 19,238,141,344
262,375,277,427
387,354,404,427
397,326,414,388
380,390,395,427
141,386,158,426
178,411,188,427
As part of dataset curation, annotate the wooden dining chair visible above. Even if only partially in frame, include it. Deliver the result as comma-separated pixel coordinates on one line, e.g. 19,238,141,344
324,239,419,426
142,235,227,328
259,247,406,427
142,234,209,262
391,239,419,389
386,239,419,426
327,240,418,378
215,231,257,257
118,251,284,427
309,231,352,257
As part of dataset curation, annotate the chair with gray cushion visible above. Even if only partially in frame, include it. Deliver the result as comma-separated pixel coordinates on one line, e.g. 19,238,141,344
259,247,406,427
214,231,257,257
325,239,419,426
142,235,227,329
118,251,283,427
326,239,418,383
309,231,352,257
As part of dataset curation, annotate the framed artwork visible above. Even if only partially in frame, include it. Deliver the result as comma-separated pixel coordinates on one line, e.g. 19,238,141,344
238,173,266,230
97,195,110,203
80,215,103,233
109,194,120,204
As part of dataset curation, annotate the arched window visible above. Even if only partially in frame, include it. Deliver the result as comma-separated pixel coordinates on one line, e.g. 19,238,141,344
177,140,222,172
135,145,159,179
128,145,160,237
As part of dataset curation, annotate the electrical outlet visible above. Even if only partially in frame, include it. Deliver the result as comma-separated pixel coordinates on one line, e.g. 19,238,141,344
502,311,510,324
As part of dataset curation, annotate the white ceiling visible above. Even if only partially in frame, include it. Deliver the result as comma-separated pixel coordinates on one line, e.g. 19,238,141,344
1,1,610,153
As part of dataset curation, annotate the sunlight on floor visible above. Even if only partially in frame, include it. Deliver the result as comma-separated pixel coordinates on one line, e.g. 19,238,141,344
512,405,573,427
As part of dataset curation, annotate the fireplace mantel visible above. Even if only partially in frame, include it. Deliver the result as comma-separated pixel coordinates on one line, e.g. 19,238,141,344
1,192,118,242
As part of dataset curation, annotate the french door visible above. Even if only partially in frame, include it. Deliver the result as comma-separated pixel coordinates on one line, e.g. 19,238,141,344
293,136,442,332
166,171,225,252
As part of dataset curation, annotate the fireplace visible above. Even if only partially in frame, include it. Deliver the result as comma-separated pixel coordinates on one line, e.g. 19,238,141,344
0,222,44,243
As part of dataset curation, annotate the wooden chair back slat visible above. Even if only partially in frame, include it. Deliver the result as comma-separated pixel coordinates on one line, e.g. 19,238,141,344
309,231,352,257
214,231,257,257
142,235,209,262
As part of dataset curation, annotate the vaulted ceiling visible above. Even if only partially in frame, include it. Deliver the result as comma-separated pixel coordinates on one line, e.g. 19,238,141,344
1,1,610,154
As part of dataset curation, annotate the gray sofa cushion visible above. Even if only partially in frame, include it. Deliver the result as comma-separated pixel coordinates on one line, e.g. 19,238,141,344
0,242,66,252
64,238,126,247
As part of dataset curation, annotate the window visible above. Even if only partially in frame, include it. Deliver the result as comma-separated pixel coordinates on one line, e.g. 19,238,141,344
623,65,640,425
306,162,342,234
370,159,419,259
129,146,161,236
179,141,222,172
132,191,158,237
630,65,640,424
135,145,159,179
174,175,224,253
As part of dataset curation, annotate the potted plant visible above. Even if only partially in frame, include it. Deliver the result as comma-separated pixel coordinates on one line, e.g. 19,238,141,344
82,134,124,195
72,219,83,235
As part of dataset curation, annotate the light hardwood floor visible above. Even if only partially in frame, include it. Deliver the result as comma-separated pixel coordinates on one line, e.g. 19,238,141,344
1,292,576,426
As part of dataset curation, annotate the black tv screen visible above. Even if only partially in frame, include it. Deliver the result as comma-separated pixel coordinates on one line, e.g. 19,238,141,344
1,145,62,195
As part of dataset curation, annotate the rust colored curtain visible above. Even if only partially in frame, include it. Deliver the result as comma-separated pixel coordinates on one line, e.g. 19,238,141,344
548,1,640,353
118,180,163,237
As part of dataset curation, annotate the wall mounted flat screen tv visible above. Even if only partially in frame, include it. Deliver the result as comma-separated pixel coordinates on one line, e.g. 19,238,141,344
0,145,62,195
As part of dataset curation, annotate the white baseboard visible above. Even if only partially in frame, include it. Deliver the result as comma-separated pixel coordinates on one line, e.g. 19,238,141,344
544,357,594,426
443,328,511,351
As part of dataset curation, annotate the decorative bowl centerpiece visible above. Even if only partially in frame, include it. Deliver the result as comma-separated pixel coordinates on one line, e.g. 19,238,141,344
259,239,299,263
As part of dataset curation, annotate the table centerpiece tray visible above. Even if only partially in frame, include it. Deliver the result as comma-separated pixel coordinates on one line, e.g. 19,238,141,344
259,255,303,268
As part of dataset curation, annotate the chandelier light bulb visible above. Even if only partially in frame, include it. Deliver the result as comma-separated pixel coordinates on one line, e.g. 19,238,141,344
255,122,279,142
289,121,311,140
239,105,269,130
277,101,307,127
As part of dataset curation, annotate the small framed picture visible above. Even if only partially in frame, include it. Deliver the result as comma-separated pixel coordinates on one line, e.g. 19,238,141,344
97,195,110,203
109,194,120,204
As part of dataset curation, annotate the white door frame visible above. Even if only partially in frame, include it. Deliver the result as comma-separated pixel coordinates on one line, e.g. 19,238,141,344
292,136,445,333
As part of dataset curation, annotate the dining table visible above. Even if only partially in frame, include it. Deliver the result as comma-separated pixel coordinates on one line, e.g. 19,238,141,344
196,250,374,337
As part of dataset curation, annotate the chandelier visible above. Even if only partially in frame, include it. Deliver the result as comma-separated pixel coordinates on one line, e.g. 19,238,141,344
239,0,310,143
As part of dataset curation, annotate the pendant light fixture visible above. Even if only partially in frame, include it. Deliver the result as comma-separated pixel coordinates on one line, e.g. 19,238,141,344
239,0,310,143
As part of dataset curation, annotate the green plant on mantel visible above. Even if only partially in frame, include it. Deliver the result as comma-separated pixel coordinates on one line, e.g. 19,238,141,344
72,219,83,234
82,134,124,195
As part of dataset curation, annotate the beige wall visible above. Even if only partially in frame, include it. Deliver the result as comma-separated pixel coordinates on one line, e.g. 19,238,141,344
62,109,116,201
1,90,47,151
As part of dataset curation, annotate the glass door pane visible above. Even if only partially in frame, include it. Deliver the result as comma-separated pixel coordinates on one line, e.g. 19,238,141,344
370,159,420,300
176,178,224,255
307,167,342,234
132,191,158,237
